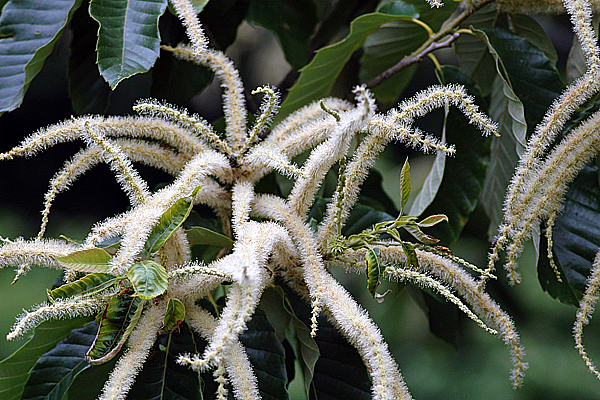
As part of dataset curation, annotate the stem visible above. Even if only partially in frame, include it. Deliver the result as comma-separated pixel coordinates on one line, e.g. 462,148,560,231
366,1,492,88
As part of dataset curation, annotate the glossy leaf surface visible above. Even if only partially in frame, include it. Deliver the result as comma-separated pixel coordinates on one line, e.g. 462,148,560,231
538,164,600,306
47,272,116,301
162,298,186,333
86,290,144,364
144,187,200,256
54,248,112,273
21,322,98,400
127,260,168,299
185,226,234,250
0,0,82,113
89,0,168,88
0,318,88,400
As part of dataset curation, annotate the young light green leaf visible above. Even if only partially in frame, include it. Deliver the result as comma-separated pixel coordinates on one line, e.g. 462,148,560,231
185,226,234,250
366,247,382,299
403,224,439,244
417,214,448,227
127,260,168,299
162,298,185,333
54,248,112,273
144,186,201,256
0,318,89,400
0,0,83,114
401,241,419,270
399,157,411,214
86,290,144,364
276,12,417,122
48,272,117,301
89,0,168,88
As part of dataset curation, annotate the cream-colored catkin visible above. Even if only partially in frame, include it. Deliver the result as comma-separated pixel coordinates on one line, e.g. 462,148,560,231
574,251,600,380
99,304,165,400
496,0,600,14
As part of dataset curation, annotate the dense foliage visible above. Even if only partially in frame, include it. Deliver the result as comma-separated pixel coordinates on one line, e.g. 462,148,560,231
0,0,600,399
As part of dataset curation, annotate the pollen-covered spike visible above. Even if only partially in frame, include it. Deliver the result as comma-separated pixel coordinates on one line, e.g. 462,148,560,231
82,122,150,206
242,86,280,153
133,99,232,155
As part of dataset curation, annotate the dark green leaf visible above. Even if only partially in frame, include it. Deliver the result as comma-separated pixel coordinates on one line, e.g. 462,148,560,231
283,285,370,399
478,27,564,132
198,0,249,50
145,187,200,256
538,164,600,306
54,248,112,273
259,286,320,396
68,4,111,114
129,323,202,400
238,308,288,400
66,355,118,400
454,4,500,96
0,318,89,400
276,12,417,122
420,66,491,244
247,0,318,69
22,322,98,400
86,290,144,364
359,0,456,103
358,168,399,216
0,0,82,114
163,298,186,333
48,273,116,301
378,1,419,17
127,260,168,299
509,14,558,67
185,226,234,250
89,0,168,88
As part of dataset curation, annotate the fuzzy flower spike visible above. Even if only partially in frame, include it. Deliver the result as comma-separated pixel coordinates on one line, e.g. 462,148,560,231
0,0,530,399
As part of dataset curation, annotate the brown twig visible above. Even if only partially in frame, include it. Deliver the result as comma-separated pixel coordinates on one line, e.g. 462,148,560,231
366,32,461,89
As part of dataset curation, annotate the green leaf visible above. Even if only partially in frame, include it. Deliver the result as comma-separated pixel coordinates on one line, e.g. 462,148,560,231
129,323,202,400
378,1,419,17
276,12,417,122
127,260,168,299
403,224,439,244
284,286,370,399
68,4,111,114
453,4,499,96
198,0,249,50
417,214,448,227
89,0,168,88
163,298,186,333
48,272,116,301
145,187,200,256
399,157,411,214
21,322,98,400
402,241,419,270
509,14,558,67
478,27,564,132
246,0,318,69
359,0,456,103
0,0,82,114
419,66,491,244
86,289,144,364
406,107,447,217
185,226,234,250
259,286,320,396
366,247,383,301
66,354,118,400
0,318,88,400
538,164,600,306
54,248,112,273
238,308,288,400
